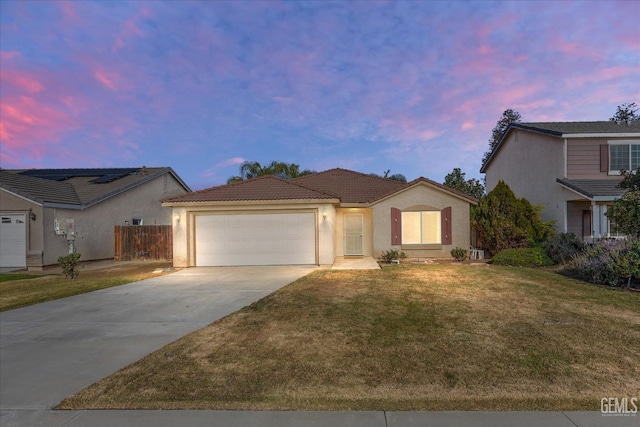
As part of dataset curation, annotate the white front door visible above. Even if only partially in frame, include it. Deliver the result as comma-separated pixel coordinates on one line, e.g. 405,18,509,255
344,214,363,256
0,214,26,268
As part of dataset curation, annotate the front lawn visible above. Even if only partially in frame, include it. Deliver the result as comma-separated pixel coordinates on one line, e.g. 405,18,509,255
0,261,173,311
58,264,640,411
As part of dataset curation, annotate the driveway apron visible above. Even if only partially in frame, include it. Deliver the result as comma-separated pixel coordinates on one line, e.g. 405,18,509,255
0,266,317,410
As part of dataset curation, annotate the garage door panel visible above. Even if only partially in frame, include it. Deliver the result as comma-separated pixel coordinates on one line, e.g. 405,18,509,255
196,213,316,266
0,214,27,268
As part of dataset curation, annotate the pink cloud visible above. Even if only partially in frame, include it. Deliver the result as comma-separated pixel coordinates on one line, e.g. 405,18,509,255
217,157,246,167
1,70,44,93
93,69,118,90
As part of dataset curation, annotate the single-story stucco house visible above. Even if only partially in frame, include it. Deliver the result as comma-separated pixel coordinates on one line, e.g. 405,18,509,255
162,168,477,267
0,167,190,269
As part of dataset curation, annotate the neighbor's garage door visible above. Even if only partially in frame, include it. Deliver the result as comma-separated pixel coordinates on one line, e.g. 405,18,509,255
0,214,26,268
195,213,316,266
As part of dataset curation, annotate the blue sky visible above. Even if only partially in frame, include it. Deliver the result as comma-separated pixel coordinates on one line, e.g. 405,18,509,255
1,0,639,190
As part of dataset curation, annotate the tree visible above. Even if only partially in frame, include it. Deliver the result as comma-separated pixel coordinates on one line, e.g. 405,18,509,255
227,161,315,183
606,169,640,237
443,168,485,198
370,170,407,182
482,108,522,167
472,180,554,254
609,102,639,122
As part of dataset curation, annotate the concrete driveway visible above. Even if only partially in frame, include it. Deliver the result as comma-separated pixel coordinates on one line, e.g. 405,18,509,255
0,266,317,413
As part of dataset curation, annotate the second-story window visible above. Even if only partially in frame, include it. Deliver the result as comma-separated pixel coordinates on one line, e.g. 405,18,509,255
609,143,640,173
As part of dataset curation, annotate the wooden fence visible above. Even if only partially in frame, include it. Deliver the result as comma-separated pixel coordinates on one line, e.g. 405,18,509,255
114,225,172,261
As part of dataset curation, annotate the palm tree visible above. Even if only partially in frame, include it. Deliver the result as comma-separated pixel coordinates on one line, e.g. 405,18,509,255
227,161,315,183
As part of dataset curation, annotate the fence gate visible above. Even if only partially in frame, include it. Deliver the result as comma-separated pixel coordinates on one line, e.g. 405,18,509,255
115,225,172,261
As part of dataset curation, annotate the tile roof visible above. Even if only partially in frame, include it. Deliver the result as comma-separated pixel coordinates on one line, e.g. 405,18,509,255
163,168,478,205
512,121,640,136
0,170,82,206
556,178,626,200
162,175,339,203
1,167,189,208
292,168,407,203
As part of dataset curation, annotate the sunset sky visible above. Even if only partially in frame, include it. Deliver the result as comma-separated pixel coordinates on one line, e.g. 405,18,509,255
1,0,639,190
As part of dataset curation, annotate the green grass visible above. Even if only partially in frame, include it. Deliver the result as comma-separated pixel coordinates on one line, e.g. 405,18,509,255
0,273,42,283
57,264,640,411
0,262,171,312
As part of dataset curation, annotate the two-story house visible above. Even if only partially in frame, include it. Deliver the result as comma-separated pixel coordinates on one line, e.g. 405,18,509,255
480,121,640,242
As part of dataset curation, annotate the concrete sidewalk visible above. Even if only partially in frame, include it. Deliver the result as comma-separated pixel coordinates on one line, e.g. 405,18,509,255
0,409,636,426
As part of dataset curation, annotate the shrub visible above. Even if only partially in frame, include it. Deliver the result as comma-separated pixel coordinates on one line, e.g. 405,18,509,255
379,249,406,263
472,180,554,254
491,247,553,267
564,238,640,288
58,252,81,279
542,232,585,264
450,247,468,262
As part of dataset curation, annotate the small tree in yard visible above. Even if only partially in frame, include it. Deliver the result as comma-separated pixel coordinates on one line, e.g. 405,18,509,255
472,180,553,254
607,169,640,238
58,253,81,279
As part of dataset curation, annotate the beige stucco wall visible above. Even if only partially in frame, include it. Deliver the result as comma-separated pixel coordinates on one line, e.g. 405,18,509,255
371,183,472,258
39,174,187,266
0,189,44,268
334,208,374,257
485,130,569,231
170,202,336,267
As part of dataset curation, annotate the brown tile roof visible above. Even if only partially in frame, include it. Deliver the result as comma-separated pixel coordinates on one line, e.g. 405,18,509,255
163,168,478,205
162,175,338,203
292,168,407,203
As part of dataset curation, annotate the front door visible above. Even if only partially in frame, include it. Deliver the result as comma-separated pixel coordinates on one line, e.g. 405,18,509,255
582,210,592,241
344,214,363,256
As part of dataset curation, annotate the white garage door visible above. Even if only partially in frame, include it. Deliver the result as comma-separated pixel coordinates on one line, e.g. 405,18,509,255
0,214,27,268
196,213,316,266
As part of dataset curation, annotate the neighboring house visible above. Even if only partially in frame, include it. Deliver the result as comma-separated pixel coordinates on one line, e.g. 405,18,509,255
0,167,190,269
481,121,640,241
162,168,477,267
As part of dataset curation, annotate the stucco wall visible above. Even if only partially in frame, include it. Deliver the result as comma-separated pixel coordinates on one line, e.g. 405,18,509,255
41,174,187,266
372,183,471,258
485,130,567,231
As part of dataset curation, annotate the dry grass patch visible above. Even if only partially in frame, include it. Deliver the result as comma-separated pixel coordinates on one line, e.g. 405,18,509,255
57,264,640,410
0,261,173,311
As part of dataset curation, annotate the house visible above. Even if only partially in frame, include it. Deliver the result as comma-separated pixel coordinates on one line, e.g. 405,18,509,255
161,168,477,267
480,121,640,241
0,167,191,269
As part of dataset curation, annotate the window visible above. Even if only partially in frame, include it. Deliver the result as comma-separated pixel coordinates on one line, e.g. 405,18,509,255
132,218,143,225
401,211,441,244
609,143,640,173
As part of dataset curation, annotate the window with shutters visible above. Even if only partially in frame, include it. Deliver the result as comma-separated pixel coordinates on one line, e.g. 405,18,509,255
401,211,441,244
608,141,640,174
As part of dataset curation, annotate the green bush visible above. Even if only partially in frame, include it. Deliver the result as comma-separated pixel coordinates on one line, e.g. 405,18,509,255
58,253,81,279
542,232,585,264
379,249,406,263
450,247,468,262
491,247,553,267
564,238,640,288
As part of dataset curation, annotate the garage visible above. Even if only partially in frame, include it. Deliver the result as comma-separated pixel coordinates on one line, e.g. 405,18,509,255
195,212,316,266
0,214,26,268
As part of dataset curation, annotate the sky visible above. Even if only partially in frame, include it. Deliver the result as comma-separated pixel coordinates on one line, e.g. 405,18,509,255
1,1,639,190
